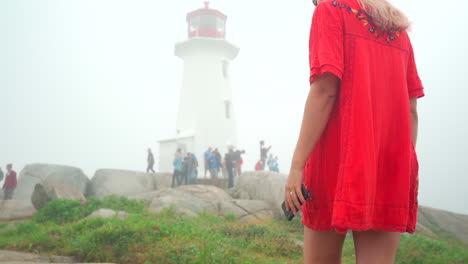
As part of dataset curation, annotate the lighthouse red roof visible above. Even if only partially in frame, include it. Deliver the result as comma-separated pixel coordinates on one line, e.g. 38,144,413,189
187,2,227,22
185,2,227,39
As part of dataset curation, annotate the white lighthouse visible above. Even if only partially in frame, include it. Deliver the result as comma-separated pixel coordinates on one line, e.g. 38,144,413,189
158,2,239,173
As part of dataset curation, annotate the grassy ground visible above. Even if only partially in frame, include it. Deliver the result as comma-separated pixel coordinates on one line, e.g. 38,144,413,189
0,196,466,264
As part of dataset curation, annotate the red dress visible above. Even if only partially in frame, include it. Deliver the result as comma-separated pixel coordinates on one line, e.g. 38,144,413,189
302,0,424,234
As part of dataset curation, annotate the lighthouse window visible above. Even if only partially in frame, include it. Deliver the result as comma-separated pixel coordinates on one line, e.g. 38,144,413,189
189,16,200,31
216,18,225,32
200,14,216,29
225,100,231,119
222,61,229,79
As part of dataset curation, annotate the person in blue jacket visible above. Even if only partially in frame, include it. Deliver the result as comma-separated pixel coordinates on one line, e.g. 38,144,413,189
172,148,183,187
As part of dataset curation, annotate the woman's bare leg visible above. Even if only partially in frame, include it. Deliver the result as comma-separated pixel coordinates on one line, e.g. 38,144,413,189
304,226,346,264
352,229,400,264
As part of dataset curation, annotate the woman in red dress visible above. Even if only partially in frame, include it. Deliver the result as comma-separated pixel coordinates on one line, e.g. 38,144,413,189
284,0,424,263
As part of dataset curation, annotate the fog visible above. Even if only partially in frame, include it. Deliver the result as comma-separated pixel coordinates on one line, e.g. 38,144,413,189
1,0,467,214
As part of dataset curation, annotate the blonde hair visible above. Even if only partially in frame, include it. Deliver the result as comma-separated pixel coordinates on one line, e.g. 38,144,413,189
358,0,410,31
319,0,410,32
357,0,409,31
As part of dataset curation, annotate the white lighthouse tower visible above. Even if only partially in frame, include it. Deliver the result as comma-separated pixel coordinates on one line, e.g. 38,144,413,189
158,2,239,173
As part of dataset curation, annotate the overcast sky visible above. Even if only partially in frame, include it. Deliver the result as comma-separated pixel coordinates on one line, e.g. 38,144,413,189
1,0,467,214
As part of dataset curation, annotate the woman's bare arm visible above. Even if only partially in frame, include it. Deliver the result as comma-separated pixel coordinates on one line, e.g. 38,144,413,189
410,98,418,146
285,73,340,213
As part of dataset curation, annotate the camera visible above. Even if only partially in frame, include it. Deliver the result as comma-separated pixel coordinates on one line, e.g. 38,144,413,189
281,185,313,221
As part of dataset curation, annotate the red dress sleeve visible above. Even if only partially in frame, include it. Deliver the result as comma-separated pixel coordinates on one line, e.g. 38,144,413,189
407,40,425,98
309,2,344,84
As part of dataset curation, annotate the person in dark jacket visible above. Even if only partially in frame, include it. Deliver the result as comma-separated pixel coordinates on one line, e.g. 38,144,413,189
186,152,198,185
232,149,245,177
147,148,156,173
213,148,222,173
3,164,17,200
181,155,189,185
224,149,235,188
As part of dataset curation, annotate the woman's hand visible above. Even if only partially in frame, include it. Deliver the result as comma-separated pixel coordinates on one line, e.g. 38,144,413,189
285,168,306,215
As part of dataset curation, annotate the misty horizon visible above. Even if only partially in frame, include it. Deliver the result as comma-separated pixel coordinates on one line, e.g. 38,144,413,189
1,0,467,215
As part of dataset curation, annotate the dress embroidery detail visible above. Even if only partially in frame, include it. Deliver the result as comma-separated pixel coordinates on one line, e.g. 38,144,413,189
331,0,400,43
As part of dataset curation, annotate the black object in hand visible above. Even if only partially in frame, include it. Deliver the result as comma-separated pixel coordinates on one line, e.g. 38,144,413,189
281,185,312,221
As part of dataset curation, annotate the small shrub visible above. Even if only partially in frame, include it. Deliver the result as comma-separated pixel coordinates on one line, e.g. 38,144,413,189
15,222,42,235
245,225,268,237
69,217,108,234
33,195,146,224
71,220,142,261
88,195,147,214
223,213,238,222
33,199,83,224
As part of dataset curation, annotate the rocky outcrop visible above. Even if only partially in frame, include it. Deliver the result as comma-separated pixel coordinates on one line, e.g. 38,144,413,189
0,200,37,221
219,199,276,224
0,250,116,263
0,250,76,262
31,181,85,210
229,171,287,212
13,164,89,204
130,184,232,203
417,206,468,243
86,169,155,198
150,172,173,190
130,185,277,224
85,208,128,220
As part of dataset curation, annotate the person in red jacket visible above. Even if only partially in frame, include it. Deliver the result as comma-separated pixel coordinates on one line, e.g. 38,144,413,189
3,164,17,200
255,160,263,171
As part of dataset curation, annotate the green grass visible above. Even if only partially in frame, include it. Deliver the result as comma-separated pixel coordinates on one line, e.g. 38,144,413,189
0,197,466,264
32,195,146,224
397,234,467,264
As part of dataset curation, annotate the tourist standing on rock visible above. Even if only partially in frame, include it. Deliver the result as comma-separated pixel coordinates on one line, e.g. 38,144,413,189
186,152,198,185
193,153,199,181
213,148,222,173
3,164,17,200
284,1,424,262
224,149,235,188
172,149,183,187
181,154,189,185
238,155,244,176
208,151,220,186
267,154,280,172
267,154,275,171
260,140,272,170
204,147,213,178
272,156,280,172
255,160,263,171
146,148,156,173
221,155,227,180
232,149,245,177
